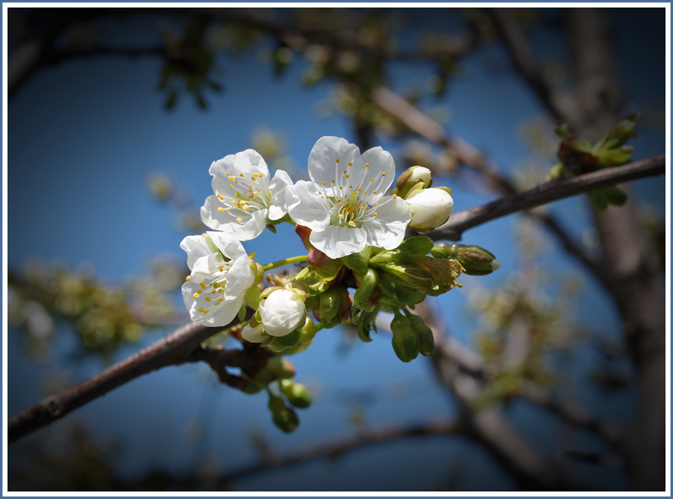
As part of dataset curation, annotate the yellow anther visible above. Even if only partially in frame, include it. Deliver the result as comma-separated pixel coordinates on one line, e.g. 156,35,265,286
218,266,224,272
393,194,397,199
212,290,216,294
236,217,243,222
348,162,353,166
225,208,230,212
343,170,348,174
231,200,237,205
336,159,340,163
373,190,377,194
226,172,230,176
198,289,203,294
346,175,350,178
218,288,224,293
218,207,224,212
258,173,263,177
376,202,380,206
242,206,250,211
331,179,335,184
186,276,191,281
229,176,235,181
193,293,199,299
230,184,234,188
358,188,362,192
365,163,369,167
339,186,343,190
322,181,326,186
364,191,368,195
240,173,245,177
339,214,345,219
205,296,211,302
348,221,356,226
198,307,205,313
200,282,206,289
203,309,209,315
370,178,374,182
382,172,386,176
373,212,378,216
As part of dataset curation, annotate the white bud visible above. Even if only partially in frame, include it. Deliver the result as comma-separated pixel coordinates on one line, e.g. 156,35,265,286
406,188,454,231
408,166,432,185
259,289,306,337
241,322,265,343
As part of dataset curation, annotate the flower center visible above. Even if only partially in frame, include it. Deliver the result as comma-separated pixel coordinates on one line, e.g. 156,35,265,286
216,170,271,223
318,158,389,227
189,261,233,316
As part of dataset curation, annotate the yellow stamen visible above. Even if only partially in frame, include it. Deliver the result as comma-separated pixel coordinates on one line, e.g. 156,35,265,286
200,282,206,289
393,194,397,199
186,276,191,281
218,207,224,212
382,172,386,176
348,221,356,226
193,293,199,299
203,309,209,315
348,162,353,166
198,307,205,313
365,163,369,167
236,217,243,222
205,296,211,302
373,212,378,216
336,159,340,163
229,184,234,188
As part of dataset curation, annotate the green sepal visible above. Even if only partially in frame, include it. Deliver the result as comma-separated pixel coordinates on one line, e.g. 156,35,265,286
547,163,566,180
292,266,331,297
369,236,434,265
339,245,372,274
353,268,379,313
237,305,247,323
378,275,426,307
244,285,262,310
266,329,302,353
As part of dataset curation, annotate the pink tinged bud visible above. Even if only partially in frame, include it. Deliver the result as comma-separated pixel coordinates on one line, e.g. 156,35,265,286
406,188,454,231
259,289,306,337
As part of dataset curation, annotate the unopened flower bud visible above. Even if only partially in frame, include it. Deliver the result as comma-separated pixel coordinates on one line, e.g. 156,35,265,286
268,393,299,433
279,379,312,408
406,188,454,232
431,243,501,276
390,311,419,362
407,313,435,356
259,289,306,337
393,166,433,198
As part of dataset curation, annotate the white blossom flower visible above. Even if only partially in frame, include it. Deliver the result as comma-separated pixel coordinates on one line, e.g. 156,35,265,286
180,231,255,327
406,187,454,231
259,289,305,337
285,136,411,259
201,149,293,241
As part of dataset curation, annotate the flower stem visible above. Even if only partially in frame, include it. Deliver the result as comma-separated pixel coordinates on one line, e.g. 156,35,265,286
262,255,308,272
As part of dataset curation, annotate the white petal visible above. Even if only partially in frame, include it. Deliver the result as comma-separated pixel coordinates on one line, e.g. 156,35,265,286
361,196,411,250
222,254,255,300
206,231,248,261
406,188,454,231
286,180,330,231
361,146,395,194
267,169,293,221
208,154,236,179
241,323,265,343
201,195,239,231
206,294,246,327
310,225,367,259
308,136,361,188
180,235,211,270
202,206,268,241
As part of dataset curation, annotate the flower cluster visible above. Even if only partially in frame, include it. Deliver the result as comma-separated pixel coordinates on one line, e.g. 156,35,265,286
180,136,499,431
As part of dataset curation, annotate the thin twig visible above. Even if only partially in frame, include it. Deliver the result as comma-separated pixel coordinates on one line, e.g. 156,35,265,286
429,154,666,241
216,419,463,486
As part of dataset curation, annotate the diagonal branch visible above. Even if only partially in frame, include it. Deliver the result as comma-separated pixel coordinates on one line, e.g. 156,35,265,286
429,154,666,241
9,320,219,443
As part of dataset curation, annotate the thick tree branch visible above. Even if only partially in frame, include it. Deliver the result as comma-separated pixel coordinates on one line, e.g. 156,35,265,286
8,320,221,443
429,154,666,241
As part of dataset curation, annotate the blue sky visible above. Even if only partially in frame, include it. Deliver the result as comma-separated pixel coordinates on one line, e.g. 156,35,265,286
6,7,666,491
